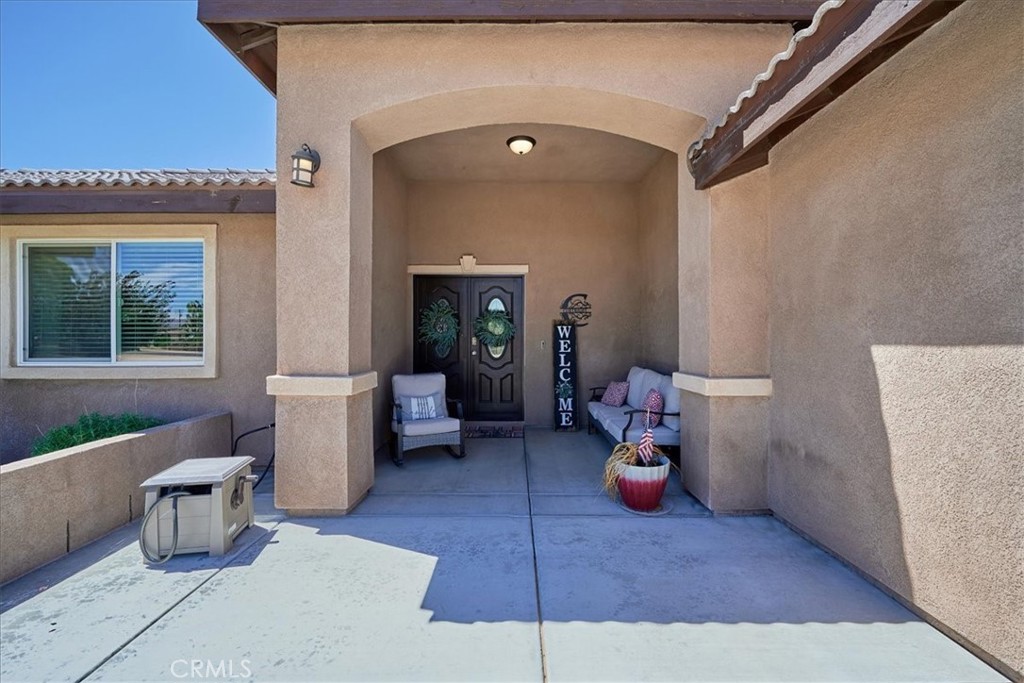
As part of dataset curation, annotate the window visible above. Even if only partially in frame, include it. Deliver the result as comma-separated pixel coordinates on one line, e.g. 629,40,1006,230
20,239,205,366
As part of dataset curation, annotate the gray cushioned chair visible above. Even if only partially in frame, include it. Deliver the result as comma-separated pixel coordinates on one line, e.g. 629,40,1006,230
391,373,465,466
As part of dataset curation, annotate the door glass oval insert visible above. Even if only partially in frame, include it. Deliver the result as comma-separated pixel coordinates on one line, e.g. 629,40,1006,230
486,297,507,359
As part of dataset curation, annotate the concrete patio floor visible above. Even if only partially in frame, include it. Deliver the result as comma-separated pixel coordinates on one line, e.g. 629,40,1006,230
0,430,1006,682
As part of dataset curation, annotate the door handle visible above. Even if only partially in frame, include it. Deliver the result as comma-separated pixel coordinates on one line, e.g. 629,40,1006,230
471,336,478,356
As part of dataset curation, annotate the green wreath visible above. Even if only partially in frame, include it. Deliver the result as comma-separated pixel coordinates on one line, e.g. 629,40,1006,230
418,300,459,357
473,309,516,347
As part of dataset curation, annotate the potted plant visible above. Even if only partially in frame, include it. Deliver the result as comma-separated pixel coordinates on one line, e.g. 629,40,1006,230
603,423,671,512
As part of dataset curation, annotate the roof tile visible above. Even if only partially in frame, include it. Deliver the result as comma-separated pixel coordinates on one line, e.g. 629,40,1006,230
687,0,846,163
0,168,277,188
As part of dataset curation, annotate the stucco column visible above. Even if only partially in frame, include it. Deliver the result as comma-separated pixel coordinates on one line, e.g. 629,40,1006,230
268,109,377,515
677,165,771,512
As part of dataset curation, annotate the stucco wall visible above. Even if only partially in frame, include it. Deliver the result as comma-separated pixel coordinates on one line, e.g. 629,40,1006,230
271,20,791,513
371,151,410,449
0,412,230,584
638,152,680,374
407,181,644,426
767,1,1023,676
0,213,276,465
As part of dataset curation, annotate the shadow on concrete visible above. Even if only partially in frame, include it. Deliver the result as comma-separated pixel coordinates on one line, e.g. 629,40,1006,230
285,512,915,625
0,521,274,613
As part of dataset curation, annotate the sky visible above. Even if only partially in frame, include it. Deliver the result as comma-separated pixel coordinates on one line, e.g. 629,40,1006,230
0,0,275,170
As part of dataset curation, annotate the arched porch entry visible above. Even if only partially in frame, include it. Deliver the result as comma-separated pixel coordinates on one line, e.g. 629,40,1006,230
270,85,769,515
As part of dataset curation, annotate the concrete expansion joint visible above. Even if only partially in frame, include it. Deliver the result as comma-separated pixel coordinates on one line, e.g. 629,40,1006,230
673,371,772,397
266,371,379,397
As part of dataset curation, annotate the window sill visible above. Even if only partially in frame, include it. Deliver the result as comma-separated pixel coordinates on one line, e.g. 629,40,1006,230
1,364,216,380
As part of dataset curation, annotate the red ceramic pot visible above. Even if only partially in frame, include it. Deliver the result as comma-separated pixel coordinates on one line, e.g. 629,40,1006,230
616,455,670,512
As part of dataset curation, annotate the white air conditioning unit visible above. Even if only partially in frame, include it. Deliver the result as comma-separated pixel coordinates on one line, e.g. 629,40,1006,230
139,456,256,563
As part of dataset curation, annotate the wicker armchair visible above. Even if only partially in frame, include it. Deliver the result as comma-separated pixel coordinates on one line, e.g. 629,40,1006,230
391,373,466,466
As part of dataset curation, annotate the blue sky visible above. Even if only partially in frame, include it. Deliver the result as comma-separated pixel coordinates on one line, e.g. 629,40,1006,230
0,0,275,170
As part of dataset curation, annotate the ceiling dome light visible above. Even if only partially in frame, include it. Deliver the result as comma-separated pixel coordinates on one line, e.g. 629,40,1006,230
506,135,536,155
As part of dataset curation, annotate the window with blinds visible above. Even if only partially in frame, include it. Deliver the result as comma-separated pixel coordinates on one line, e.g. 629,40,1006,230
22,240,204,364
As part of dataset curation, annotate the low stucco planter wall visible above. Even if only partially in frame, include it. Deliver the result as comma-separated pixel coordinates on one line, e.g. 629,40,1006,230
0,412,231,584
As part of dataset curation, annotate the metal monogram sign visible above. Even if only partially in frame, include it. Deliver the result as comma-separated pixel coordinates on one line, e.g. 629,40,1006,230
559,293,592,326
553,321,578,431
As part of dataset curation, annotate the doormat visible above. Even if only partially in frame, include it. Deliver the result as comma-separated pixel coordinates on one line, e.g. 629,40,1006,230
464,426,524,439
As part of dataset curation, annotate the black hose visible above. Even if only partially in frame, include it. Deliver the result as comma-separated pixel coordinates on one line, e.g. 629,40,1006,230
254,453,275,490
231,422,275,490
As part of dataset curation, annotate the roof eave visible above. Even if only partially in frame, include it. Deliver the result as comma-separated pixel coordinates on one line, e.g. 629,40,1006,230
687,0,964,189
197,0,825,97
197,0,822,25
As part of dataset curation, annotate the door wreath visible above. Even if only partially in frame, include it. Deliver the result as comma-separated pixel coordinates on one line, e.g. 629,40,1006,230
418,300,459,357
473,309,516,348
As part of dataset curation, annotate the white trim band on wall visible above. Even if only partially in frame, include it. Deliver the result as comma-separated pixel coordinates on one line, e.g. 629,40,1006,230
408,253,528,276
407,264,529,275
267,372,378,397
673,372,772,397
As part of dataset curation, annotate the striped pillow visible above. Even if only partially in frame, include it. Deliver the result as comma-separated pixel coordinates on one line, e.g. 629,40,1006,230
400,392,447,420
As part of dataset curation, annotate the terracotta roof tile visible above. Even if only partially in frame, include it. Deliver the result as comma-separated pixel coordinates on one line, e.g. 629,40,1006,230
687,0,845,163
0,168,276,188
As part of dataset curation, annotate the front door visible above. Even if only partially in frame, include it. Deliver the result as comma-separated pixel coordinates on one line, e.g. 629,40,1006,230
413,276,524,421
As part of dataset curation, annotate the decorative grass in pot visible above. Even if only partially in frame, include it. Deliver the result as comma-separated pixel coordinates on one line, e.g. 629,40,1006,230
603,421,671,512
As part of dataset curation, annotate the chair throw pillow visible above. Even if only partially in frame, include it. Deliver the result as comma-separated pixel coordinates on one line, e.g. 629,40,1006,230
600,381,630,407
400,392,447,421
640,389,664,428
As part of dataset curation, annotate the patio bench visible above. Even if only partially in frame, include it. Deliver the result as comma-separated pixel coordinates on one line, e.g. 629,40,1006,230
587,366,681,448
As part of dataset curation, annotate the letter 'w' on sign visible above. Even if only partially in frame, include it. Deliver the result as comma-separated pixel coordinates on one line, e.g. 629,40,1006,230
552,321,578,431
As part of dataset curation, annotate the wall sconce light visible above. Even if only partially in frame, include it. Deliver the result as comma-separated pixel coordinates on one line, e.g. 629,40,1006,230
506,135,536,155
290,144,321,187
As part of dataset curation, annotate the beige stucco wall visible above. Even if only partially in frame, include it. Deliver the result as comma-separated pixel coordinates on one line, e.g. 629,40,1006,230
0,412,230,584
0,213,276,465
406,181,643,426
638,152,680,374
273,19,790,377
271,20,791,512
371,151,410,449
767,1,1023,676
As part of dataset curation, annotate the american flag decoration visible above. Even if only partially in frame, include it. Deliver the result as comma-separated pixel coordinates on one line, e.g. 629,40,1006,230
637,411,655,465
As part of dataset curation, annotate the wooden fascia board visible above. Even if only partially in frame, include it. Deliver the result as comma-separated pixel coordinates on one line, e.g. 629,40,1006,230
197,0,821,24
202,22,278,95
690,0,961,190
0,189,277,215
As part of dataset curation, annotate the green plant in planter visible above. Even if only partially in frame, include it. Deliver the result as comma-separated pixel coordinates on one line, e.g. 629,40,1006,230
31,412,165,456
418,300,459,357
473,309,516,348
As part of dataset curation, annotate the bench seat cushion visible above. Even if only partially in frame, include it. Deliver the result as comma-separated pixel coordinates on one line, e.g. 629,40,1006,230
587,402,681,446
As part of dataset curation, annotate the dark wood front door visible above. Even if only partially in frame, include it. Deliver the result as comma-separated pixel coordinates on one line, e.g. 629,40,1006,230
413,276,524,421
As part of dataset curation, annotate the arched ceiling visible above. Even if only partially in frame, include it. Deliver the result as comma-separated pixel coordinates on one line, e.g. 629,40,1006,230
384,123,668,183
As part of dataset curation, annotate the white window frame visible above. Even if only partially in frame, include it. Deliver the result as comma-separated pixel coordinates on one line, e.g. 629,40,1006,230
1,224,217,380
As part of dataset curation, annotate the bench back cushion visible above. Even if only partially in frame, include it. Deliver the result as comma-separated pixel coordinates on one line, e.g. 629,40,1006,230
625,366,681,432
658,373,681,432
626,367,651,408
624,367,662,408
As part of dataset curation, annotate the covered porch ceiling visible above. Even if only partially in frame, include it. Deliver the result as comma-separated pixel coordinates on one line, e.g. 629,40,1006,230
384,124,667,183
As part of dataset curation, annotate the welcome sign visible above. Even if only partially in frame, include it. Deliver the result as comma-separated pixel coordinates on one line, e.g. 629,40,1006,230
553,321,578,431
